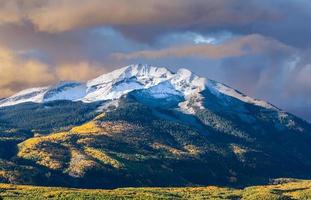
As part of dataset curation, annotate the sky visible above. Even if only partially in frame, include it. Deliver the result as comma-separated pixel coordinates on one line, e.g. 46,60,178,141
0,0,310,122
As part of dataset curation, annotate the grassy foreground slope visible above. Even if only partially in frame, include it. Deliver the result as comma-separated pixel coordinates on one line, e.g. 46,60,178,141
0,180,310,200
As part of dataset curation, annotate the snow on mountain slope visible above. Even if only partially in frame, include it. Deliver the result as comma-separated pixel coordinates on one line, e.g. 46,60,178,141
143,81,182,98
0,87,49,107
0,64,276,111
0,82,86,107
43,82,87,102
83,65,174,102
206,80,277,110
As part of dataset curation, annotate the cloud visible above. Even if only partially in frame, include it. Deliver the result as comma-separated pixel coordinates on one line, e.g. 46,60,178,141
282,50,311,107
0,1,23,25
0,47,54,95
0,0,310,47
112,34,293,60
0,48,105,98
0,0,279,32
56,62,105,81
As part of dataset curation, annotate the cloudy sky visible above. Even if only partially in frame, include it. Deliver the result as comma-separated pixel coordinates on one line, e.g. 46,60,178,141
0,0,310,121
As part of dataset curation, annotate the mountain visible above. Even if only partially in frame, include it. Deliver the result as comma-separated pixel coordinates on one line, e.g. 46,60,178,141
0,64,310,188
0,64,275,110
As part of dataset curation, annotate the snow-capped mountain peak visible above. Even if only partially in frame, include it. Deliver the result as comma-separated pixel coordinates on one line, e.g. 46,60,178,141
0,64,276,111
87,64,173,87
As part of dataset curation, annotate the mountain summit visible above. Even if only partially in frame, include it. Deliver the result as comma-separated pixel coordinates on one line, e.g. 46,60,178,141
0,64,275,110
0,64,310,188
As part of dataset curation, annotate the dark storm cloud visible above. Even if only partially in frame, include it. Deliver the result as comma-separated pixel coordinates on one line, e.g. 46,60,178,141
0,0,310,46
0,0,276,29
1,0,310,48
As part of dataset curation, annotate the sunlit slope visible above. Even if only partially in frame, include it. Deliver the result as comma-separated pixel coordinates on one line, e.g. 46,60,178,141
16,106,217,188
